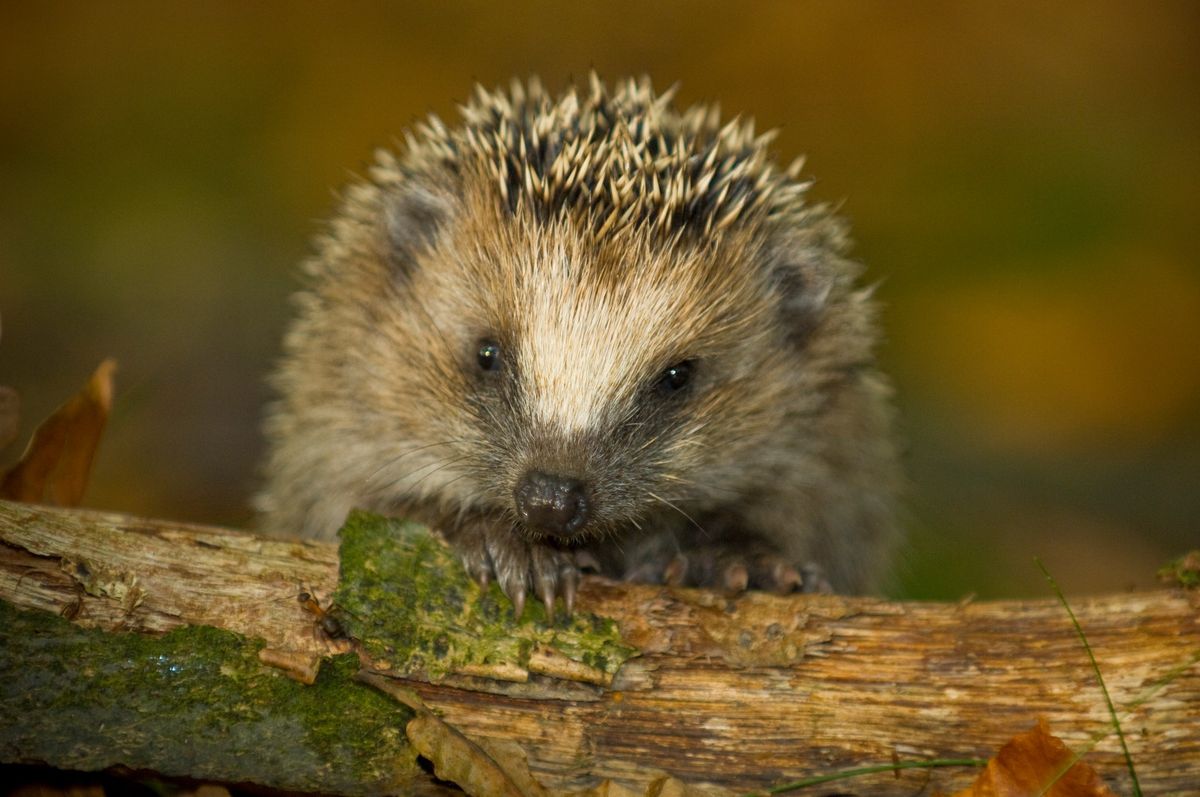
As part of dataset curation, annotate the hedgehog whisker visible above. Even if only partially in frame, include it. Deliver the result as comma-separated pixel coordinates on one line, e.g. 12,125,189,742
364,439,467,486
375,453,474,497
658,472,740,499
406,455,474,494
646,490,708,538
436,472,472,493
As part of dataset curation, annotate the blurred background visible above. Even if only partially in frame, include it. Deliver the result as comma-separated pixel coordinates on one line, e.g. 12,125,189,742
1,2,1196,599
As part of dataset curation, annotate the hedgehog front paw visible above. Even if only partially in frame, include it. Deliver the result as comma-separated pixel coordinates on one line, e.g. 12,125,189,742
646,546,831,595
452,521,580,621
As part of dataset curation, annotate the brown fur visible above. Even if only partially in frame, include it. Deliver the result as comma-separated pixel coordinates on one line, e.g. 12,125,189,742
257,76,901,612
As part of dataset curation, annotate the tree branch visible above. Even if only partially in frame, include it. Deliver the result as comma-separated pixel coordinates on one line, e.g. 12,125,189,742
1,499,1197,795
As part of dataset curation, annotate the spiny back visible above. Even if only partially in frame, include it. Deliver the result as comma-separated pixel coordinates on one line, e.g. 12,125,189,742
397,74,811,240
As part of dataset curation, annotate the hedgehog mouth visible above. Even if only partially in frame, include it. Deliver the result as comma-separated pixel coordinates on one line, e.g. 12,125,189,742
516,521,587,543
518,513,590,541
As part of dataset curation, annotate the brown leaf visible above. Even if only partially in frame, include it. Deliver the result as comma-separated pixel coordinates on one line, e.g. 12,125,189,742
952,718,1117,797
569,776,700,797
405,711,527,797
1,359,116,506
257,647,323,685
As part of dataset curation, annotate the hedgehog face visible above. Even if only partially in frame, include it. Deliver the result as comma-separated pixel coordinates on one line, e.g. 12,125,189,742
384,205,794,544
335,75,856,543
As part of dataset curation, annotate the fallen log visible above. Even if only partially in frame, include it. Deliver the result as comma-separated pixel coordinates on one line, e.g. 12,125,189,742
1,499,1197,795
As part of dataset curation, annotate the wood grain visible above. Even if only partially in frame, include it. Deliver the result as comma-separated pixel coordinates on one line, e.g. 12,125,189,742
2,499,1197,795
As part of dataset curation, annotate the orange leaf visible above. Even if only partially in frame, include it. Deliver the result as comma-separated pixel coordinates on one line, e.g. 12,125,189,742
952,718,1117,797
0,359,116,506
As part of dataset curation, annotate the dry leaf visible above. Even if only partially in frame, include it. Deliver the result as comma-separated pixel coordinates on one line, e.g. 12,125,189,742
1,359,115,506
571,782,645,797
258,647,323,685
569,776,697,797
406,711,527,797
952,718,1117,797
410,713,701,797
477,738,553,797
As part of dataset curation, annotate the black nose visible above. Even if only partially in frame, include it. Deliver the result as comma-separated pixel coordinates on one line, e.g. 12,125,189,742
514,471,589,538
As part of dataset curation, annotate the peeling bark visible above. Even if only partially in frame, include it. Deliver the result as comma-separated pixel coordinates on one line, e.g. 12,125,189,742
1,500,1197,796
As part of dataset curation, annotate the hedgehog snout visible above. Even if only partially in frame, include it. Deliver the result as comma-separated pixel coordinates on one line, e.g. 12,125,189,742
514,470,590,539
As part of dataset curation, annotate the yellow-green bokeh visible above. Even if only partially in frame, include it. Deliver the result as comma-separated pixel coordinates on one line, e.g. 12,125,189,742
2,2,1196,598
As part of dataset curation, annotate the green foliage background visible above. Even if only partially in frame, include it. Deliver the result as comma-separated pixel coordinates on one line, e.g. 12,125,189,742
1,2,1196,598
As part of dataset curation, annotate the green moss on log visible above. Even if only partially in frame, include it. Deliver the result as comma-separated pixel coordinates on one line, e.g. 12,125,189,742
335,511,637,681
0,601,415,794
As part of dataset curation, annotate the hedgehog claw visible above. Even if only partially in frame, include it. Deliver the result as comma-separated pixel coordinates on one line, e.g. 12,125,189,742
533,566,557,622
442,517,586,619
663,554,688,586
749,556,801,594
638,543,825,595
722,561,749,594
539,586,556,622
561,562,579,618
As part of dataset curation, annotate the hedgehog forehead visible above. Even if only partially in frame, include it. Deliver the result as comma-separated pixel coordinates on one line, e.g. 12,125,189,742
512,243,699,434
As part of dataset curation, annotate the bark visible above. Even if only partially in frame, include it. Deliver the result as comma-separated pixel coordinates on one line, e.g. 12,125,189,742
1,499,1197,796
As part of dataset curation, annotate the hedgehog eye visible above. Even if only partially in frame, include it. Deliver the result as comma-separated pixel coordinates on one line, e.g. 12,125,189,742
476,341,502,372
655,360,694,395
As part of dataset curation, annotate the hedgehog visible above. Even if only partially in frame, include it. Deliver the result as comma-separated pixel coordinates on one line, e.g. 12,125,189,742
257,75,901,618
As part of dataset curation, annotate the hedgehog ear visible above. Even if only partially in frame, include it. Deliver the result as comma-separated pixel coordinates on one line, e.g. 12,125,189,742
768,245,836,346
380,183,452,276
